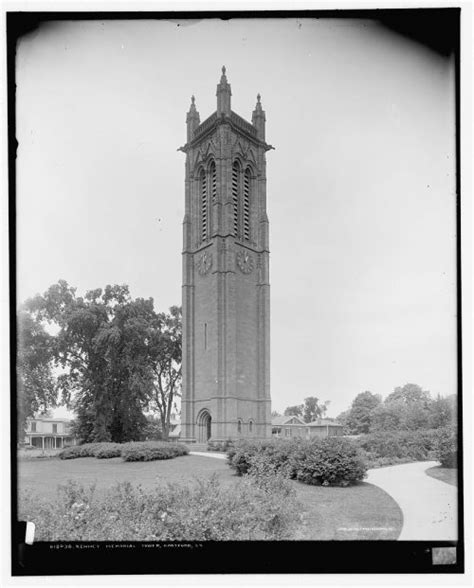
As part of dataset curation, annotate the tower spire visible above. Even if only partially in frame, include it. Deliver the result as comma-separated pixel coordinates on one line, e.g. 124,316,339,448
186,94,200,142
216,65,232,116
252,93,266,140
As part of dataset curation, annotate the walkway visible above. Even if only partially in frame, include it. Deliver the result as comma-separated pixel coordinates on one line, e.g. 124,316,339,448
190,451,227,460
366,461,458,541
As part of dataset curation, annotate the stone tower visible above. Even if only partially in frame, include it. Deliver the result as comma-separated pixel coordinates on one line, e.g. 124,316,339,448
179,67,273,443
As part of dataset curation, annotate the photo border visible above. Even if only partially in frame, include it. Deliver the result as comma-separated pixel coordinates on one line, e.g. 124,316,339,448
7,7,465,576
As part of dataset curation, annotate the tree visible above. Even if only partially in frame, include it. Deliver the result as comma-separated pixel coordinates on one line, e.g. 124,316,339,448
335,409,351,434
370,399,408,432
284,405,303,417
302,397,330,423
345,391,382,434
403,402,431,430
17,310,58,441
271,410,281,417
146,306,182,441
380,383,432,432
96,290,155,442
23,281,158,443
429,394,456,429
143,416,163,441
385,383,431,407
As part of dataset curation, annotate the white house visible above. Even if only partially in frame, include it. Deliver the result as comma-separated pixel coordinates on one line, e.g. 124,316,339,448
24,417,76,449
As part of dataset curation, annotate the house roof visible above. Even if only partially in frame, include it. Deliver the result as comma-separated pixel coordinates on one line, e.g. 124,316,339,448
28,417,72,423
271,415,306,426
306,419,343,427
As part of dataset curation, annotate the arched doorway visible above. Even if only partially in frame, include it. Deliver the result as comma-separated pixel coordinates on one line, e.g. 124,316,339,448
197,409,212,443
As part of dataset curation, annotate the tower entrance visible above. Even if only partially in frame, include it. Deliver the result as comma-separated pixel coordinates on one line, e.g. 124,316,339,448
197,410,212,443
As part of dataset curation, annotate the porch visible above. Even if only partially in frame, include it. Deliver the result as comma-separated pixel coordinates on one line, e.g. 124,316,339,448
25,434,76,450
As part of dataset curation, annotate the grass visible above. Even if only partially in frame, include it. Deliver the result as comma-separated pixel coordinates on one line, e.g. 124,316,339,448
293,480,402,540
18,454,224,496
425,465,457,487
18,455,403,540
17,448,62,460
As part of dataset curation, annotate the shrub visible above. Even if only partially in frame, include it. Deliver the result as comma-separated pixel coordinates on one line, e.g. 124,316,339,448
435,426,457,468
121,441,189,462
207,440,234,452
58,441,189,461
226,437,365,486
226,439,271,475
59,442,122,460
289,437,367,486
246,453,296,495
95,444,122,459
356,429,439,466
227,438,303,476
18,474,302,541
58,443,103,460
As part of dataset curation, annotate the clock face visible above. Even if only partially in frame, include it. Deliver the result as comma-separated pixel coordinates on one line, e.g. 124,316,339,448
197,251,212,276
236,250,254,274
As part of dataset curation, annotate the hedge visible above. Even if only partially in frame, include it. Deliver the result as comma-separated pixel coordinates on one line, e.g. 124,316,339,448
207,440,234,453
121,441,189,462
58,443,117,460
227,437,366,486
95,445,123,459
356,429,442,467
58,441,189,461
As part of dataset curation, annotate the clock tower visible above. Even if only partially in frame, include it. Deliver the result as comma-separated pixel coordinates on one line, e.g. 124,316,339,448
179,67,273,443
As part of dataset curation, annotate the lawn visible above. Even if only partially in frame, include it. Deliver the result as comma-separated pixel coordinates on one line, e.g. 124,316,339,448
18,454,402,540
425,465,457,487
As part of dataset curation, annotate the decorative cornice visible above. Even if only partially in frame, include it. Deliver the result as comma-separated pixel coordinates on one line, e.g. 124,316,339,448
178,109,274,153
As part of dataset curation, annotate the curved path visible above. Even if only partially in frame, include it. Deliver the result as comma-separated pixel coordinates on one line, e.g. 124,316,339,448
366,461,457,540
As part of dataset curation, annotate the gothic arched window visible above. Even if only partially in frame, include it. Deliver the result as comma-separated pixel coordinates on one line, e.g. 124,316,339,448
243,168,251,241
200,168,208,242
232,161,241,238
237,419,242,434
248,419,253,434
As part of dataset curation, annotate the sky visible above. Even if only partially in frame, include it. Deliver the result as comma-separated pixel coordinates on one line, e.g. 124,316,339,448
16,17,457,418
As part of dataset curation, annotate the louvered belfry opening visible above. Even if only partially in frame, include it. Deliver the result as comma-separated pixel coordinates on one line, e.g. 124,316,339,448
210,161,217,203
200,168,208,242
232,161,240,238
243,168,251,241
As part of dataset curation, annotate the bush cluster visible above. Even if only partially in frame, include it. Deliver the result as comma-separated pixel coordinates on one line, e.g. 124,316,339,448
435,425,457,468
121,441,189,462
289,437,367,486
227,439,283,476
18,473,301,541
58,443,119,460
95,445,123,459
356,429,441,467
207,440,234,453
227,437,366,486
58,441,189,462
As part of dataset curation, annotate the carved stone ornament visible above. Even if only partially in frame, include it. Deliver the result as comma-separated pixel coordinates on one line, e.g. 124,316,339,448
197,250,213,276
236,250,254,274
